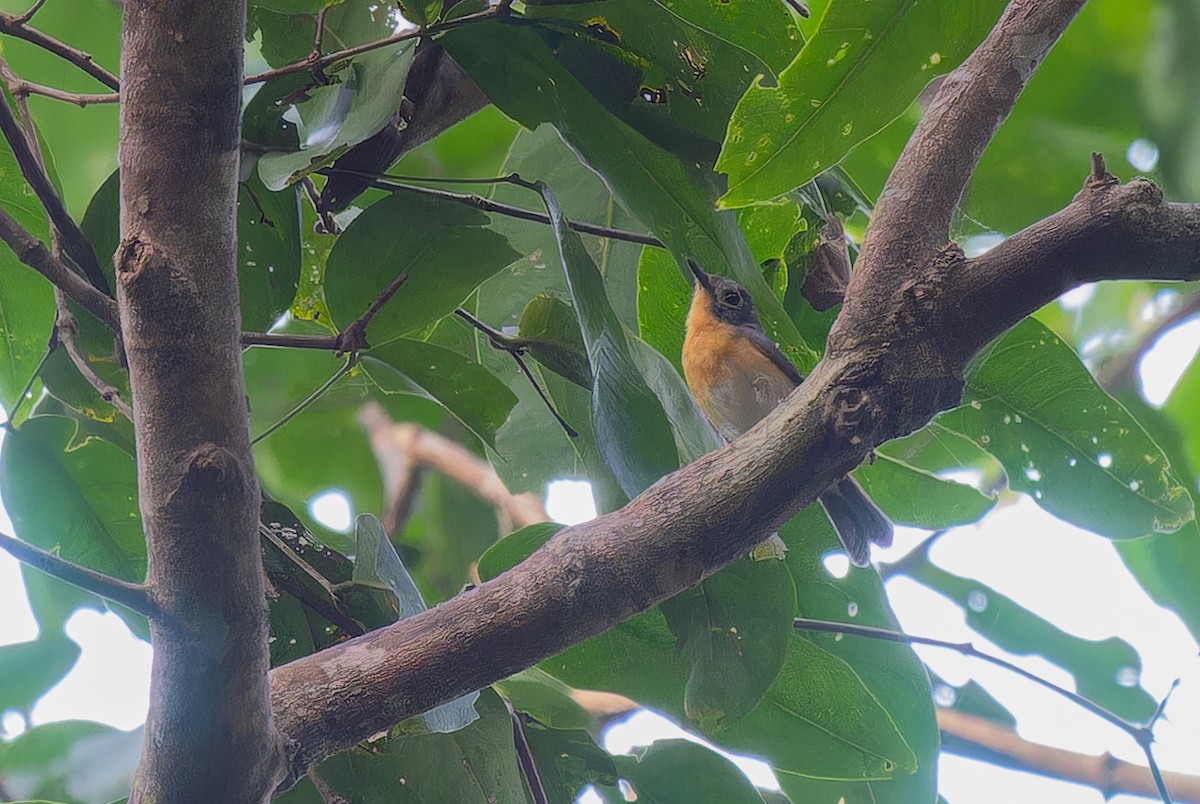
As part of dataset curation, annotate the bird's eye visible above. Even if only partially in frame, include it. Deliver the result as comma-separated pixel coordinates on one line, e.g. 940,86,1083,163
722,291,742,307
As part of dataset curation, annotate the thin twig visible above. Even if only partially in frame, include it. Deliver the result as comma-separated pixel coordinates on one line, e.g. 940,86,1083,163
8,79,117,105
0,80,110,292
454,308,578,438
244,7,498,87
0,5,119,89
0,530,157,618
334,272,409,354
326,171,663,248
241,331,341,351
504,698,550,804
793,617,1173,803
55,290,133,420
252,360,353,445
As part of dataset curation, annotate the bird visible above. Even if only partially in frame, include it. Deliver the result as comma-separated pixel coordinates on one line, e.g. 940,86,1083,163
680,258,892,566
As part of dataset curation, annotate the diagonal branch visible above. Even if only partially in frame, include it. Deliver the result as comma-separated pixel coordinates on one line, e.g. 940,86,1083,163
0,205,120,332
939,708,1200,803
0,85,110,293
0,530,157,618
0,5,119,89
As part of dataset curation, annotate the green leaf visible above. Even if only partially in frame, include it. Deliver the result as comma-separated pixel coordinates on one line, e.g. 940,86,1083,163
515,294,592,388
0,99,55,410
521,719,619,803
613,739,766,804
0,721,141,804
781,506,937,802
909,560,1157,723
257,2,416,188
477,516,913,783
325,192,520,344
539,183,679,497
442,21,816,372
0,416,144,582
237,174,302,330
637,246,693,376
476,522,566,583
251,0,330,14
661,558,794,731
309,688,530,803
494,666,594,731
854,454,995,530
521,0,799,147
717,0,1007,207
717,633,917,780
0,635,80,712
363,338,518,448
939,317,1194,539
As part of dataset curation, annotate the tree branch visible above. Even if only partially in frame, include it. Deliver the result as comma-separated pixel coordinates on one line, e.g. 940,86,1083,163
938,709,1200,803
243,7,499,87
0,205,120,332
0,5,120,89
358,402,549,536
266,1,1197,787
0,85,110,292
0,530,156,618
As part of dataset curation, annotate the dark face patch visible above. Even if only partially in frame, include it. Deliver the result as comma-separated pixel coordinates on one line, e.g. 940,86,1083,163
705,274,761,328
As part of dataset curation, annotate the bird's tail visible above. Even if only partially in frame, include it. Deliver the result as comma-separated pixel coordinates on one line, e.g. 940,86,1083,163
818,476,893,567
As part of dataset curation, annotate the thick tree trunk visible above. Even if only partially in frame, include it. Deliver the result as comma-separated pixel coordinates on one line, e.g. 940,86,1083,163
118,1,281,799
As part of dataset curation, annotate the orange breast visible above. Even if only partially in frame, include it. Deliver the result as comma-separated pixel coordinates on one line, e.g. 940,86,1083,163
682,290,794,441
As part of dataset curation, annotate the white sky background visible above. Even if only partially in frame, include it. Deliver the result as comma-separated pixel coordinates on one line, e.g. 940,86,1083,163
2,321,1200,802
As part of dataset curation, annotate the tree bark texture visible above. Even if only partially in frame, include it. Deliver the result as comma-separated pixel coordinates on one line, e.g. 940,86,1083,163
118,0,281,800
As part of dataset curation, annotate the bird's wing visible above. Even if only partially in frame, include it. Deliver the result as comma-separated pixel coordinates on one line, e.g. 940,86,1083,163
737,325,804,386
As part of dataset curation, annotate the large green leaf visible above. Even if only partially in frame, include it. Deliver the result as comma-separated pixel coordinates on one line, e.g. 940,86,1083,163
854,454,995,530
909,560,1156,723
0,720,141,804
661,558,795,732
521,719,619,803
363,338,518,448
0,99,56,410
257,2,416,188
441,21,817,371
539,183,679,498
237,174,303,331
717,0,1006,207
325,192,520,344
611,739,766,804
781,506,937,802
939,317,1194,539
300,688,530,803
0,635,80,713
521,0,799,149
0,416,144,582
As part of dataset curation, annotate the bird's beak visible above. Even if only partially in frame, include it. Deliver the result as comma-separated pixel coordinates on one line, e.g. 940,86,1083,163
687,259,712,293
